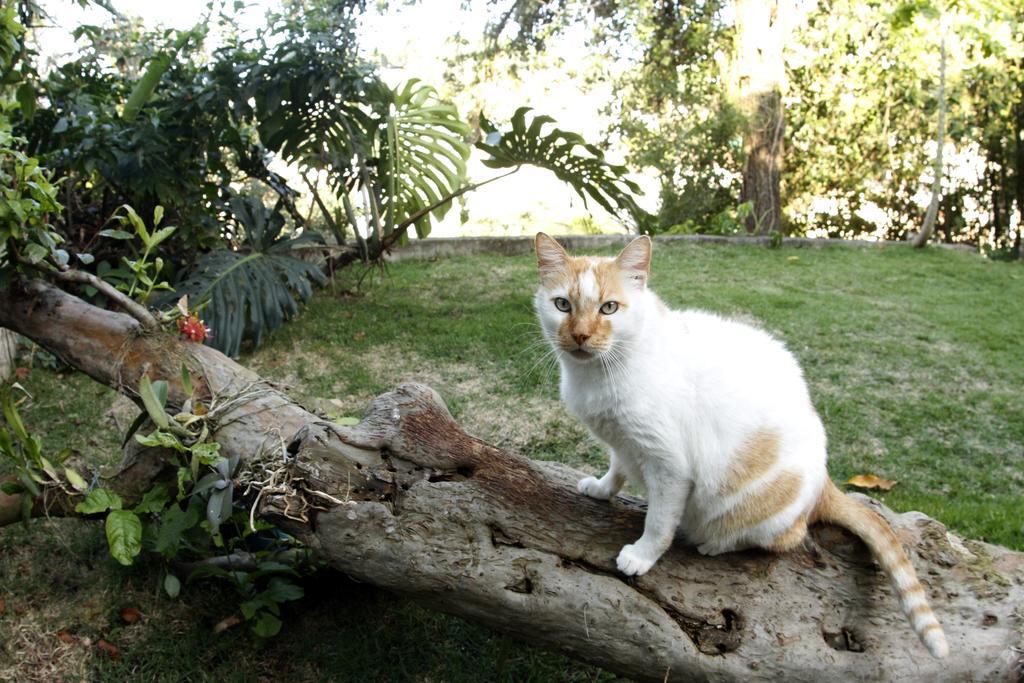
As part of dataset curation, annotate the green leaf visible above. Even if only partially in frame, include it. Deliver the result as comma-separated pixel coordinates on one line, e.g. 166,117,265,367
153,205,165,227
98,229,134,241
138,375,169,429
64,468,89,492
155,501,200,557
134,484,170,514
105,509,143,565
164,572,181,598
1,480,25,495
190,442,222,466
180,363,193,398
1,392,30,442
135,430,185,451
262,577,304,604
251,612,282,638
75,488,123,514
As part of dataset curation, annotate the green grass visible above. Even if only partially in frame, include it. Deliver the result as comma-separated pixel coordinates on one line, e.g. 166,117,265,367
2,241,1022,680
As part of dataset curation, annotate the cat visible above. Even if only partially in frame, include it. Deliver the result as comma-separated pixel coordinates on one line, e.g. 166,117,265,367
532,232,948,659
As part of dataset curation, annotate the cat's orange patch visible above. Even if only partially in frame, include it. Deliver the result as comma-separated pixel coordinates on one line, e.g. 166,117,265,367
721,429,780,495
765,513,808,552
707,470,803,537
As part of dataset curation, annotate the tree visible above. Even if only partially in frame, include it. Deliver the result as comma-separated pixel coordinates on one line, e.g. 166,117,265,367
732,0,798,235
1,278,1023,680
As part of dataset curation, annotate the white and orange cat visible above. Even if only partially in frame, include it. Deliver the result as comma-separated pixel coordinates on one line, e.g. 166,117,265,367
533,232,948,658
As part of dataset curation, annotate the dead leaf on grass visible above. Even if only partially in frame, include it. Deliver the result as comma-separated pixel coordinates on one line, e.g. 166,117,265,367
15,367,29,380
97,639,120,660
56,630,76,644
352,330,366,342
0,596,5,615
213,614,241,633
119,607,142,624
847,474,898,491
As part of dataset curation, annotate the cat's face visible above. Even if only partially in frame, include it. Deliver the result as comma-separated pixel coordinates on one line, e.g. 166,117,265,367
533,233,651,364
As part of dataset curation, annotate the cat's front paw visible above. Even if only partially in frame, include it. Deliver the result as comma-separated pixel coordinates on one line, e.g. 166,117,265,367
577,476,613,500
616,544,656,576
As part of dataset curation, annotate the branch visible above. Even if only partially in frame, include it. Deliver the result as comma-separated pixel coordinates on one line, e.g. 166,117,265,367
48,266,161,331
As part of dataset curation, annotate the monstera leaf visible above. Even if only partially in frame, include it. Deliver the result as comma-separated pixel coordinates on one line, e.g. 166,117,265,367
477,107,648,227
170,197,326,357
379,80,471,240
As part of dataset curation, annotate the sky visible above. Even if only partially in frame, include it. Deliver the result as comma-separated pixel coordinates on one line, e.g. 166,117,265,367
35,0,646,237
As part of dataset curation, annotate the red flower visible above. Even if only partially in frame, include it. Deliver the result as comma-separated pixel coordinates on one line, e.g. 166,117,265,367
177,314,212,343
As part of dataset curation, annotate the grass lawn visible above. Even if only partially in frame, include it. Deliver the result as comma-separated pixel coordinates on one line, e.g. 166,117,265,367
2,241,1022,680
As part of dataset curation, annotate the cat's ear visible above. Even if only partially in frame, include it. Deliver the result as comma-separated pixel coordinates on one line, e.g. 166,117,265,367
535,232,570,285
615,235,652,288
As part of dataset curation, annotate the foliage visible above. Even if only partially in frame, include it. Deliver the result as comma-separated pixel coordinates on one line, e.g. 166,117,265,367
472,0,1024,249
167,196,327,357
96,205,175,303
478,107,648,229
0,363,313,640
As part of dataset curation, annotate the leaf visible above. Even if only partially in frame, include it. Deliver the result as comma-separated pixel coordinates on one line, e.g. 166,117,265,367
262,577,304,604
213,614,241,633
180,363,193,398
119,607,142,624
97,639,121,660
75,488,123,515
164,572,181,598
251,612,282,638
155,502,200,557
190,442,222,466
477,108,647,227
0,480,24,495
846,474,898,491
64,468,89,493
105,509,143,565
137,375,169,429
336,416,360,426
133,484,170,514
98,229,134,241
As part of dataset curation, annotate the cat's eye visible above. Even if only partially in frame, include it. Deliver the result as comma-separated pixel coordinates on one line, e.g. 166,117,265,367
600,301,619,315
553,297,571,312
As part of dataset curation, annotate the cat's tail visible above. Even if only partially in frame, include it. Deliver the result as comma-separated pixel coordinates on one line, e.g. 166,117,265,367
812,478,949,658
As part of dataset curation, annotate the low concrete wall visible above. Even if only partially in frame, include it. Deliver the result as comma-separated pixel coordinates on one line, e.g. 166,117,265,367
386,234,974,261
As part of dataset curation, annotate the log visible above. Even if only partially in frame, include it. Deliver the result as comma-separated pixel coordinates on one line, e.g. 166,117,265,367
1,280,1022,682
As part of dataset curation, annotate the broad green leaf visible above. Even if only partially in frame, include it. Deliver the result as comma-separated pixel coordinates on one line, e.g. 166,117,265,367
155,501,200,557
153,205,165,227
75,488,123,514
134,484,170,514
251,612,282,638
105,509,143,565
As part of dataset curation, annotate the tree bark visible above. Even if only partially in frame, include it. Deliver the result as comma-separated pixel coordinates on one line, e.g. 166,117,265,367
913,37,947,249
734,0,793,235
0,328,16,382
1,280,1023,682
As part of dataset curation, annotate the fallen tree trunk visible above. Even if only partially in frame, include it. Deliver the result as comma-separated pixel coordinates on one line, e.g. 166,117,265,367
1,280,1022,682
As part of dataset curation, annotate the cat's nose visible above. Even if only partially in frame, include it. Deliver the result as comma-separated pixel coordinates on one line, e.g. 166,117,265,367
573,333,590,346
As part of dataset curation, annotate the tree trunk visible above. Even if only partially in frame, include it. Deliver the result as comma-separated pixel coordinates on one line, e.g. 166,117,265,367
734,0,792,235
1,280,1023,682
913,37,947,249
0,329,16,382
